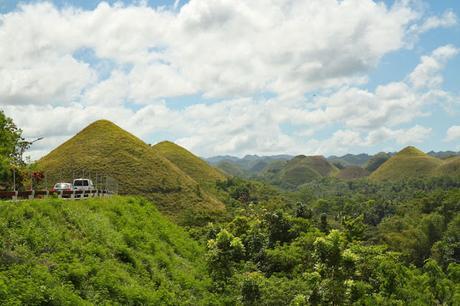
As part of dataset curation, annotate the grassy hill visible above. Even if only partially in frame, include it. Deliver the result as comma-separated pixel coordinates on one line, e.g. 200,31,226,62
336,166,370,180
0,196,214,304
151,141,226,191
280,158,322,186
435,156,460,177
37,120,224,222
208,155,293,178
370,146,443,181
365,152,390,172
327,153,371,167
216,160,248,177
258,155,338,188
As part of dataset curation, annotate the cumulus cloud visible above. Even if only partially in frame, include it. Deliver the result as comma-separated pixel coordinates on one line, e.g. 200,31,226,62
0,1,458,159
445,126,460,142
0,0,424,105
409,45,459,89
411,10,457,34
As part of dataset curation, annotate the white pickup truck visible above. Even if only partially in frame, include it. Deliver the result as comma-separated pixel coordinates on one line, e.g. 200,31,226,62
72,178,95,191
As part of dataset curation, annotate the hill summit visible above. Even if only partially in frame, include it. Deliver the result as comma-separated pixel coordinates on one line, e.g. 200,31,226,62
396,146,426,157
38,120,224,222
370,146,443,181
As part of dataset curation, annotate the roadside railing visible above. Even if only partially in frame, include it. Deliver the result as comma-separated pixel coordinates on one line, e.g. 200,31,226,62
0,189,113,201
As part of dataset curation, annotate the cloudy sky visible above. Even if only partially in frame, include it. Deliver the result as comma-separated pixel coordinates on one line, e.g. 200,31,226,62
1,0,459,159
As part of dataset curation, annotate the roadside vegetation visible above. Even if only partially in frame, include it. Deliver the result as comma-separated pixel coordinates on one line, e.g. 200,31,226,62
0,196,215,305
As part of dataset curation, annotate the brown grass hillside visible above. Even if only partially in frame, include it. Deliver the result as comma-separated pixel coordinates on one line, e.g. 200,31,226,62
435,156,460,177
151,141,226,191
370,146,443,181
336,166,370,180
276,155,338,187
37,120,224,221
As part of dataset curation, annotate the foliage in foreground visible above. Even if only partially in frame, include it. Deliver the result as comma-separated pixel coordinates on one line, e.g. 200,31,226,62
202,177,460,305
0,196,215,305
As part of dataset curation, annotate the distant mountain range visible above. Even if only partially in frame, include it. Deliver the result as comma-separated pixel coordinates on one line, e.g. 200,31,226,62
207,151,459,169
206,149,460,189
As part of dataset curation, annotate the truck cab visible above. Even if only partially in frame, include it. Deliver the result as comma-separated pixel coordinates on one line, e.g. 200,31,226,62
72,178,95,191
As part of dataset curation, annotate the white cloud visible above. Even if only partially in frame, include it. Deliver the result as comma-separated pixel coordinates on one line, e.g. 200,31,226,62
0,0,425,105
412,10,457,34
0,1,458,159
445,126,460,142
366,125,432,145
409,45,459,89
301,125,432,156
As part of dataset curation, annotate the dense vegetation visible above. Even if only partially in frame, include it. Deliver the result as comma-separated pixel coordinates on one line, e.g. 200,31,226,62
0,196,215,305
1,177,459,304
198,176,460,305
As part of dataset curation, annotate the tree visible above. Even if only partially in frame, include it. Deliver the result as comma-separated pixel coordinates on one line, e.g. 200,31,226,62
0,111,26,187
0,110,22,159
264,210,294,246
342,215,365,242
319,213,329,233
295,202,313,219
241,272,262,305
206,229,245,285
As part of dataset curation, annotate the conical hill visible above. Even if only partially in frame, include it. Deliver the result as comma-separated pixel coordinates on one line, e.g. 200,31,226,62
151,141,226,190
370,146,443,181
277,155,339,187
38,120,224,221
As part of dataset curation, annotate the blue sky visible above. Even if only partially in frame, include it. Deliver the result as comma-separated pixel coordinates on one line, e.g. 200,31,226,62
0,0,459,158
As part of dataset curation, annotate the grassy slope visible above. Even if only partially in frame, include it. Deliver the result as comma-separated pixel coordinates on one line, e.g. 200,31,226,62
365,152,390,172
335,166,370,180
38,120,224,220
216,161,248,177
151,141,226,191
0,196,214,305
279,155,338,186
435,156,460,177
370,146,443,181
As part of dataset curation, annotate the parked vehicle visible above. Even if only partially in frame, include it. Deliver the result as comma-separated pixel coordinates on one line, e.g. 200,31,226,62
51,183,73,192
72,178,95,192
